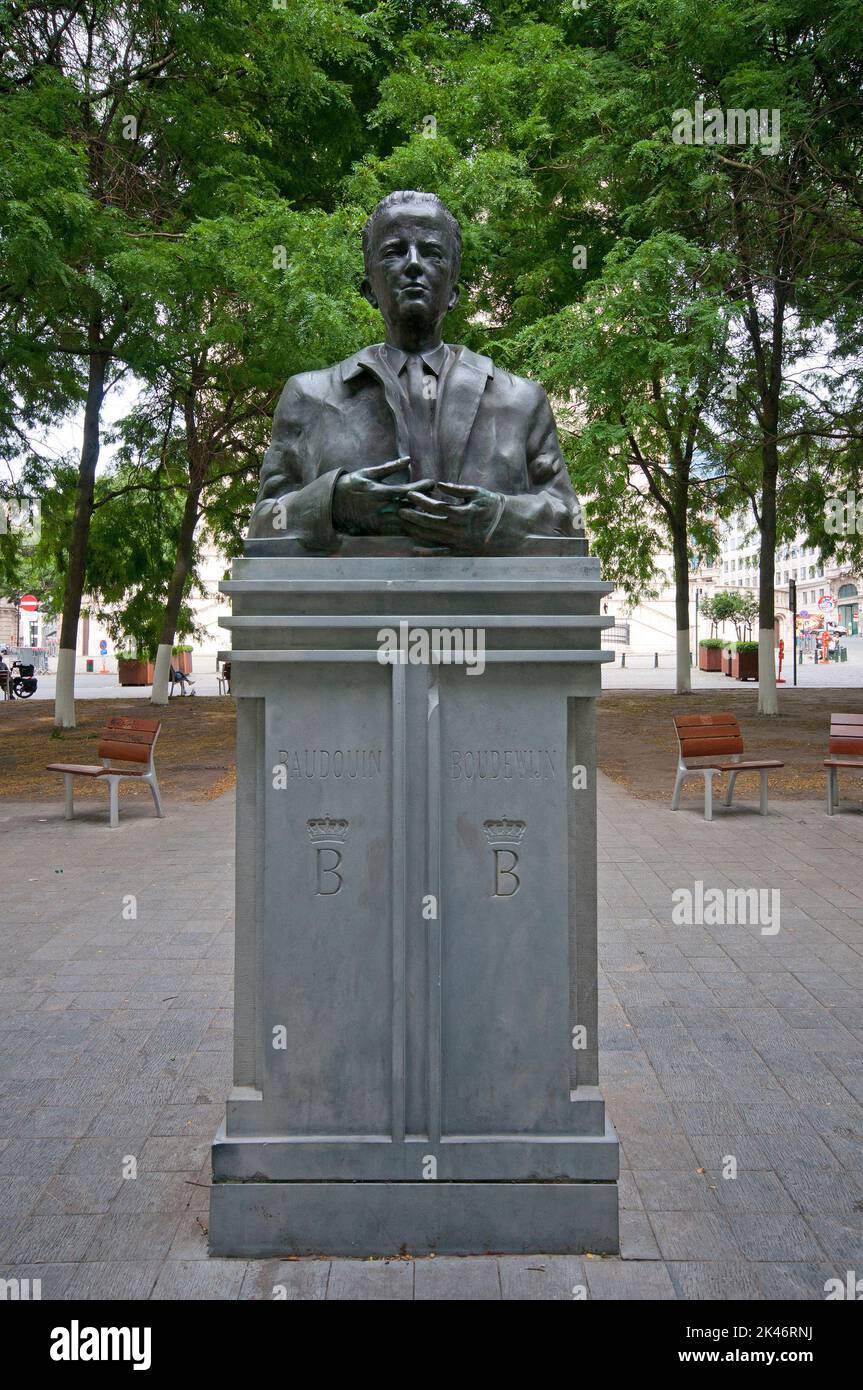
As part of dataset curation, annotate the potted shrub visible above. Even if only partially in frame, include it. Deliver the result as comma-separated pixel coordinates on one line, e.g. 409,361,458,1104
698,638,725,671
732,640,759,681
116,650,155,686
172,644,193,675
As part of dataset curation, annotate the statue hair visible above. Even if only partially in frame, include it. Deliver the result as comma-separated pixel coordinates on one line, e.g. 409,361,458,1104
362,191,461,279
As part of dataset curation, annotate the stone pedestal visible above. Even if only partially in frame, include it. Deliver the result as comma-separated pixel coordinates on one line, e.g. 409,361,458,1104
209,552,619,1256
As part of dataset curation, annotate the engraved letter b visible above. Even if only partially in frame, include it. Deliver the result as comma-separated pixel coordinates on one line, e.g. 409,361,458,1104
316,847,343,895
493,849,520,897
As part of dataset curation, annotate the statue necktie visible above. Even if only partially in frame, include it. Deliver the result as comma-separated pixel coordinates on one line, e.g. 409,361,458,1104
405,353,435,482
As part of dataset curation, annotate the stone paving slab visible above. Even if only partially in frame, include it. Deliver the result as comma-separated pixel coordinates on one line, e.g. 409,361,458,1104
1,774,862,1299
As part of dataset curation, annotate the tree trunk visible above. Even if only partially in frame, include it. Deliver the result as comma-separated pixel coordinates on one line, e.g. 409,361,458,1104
672,524,691,695
55,323,107,728
151,474,204,705
758,439,779,716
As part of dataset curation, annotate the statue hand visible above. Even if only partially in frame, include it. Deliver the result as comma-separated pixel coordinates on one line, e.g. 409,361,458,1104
399,482,505,551
332,459,435,535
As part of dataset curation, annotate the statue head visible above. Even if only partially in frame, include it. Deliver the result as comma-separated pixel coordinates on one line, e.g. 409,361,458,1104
361,191,461,345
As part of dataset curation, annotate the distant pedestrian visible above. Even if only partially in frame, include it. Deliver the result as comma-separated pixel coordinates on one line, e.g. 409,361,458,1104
0,648,13,699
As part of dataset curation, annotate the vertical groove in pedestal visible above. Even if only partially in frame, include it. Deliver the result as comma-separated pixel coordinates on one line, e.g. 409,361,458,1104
391,661,407,1142
427,671,442,1143
233,696,264,1089
569,696,599,1089
254,698,265,1091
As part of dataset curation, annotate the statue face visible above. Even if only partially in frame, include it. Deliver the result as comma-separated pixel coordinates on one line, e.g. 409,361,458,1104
362,202,459,336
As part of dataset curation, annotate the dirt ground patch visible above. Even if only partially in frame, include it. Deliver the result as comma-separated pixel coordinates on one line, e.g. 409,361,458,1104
0,698,236,803
598,687,863,803
4,687,861,810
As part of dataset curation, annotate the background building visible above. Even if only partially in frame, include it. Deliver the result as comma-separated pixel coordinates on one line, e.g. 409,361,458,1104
603,513,861,658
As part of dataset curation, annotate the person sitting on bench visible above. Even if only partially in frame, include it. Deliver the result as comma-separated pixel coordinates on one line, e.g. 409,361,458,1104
168,664,196,697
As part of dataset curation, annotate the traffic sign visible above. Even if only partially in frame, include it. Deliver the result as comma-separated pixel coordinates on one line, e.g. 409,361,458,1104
19,593,38,612
818,594,836,611
99,639,108,654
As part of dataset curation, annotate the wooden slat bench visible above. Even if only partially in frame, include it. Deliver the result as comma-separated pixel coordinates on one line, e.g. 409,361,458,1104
672,713,784,821
824,713,863,815
47,716,165,829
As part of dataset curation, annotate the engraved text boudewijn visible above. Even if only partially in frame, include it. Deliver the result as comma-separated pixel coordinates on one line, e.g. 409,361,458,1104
449,748,558,780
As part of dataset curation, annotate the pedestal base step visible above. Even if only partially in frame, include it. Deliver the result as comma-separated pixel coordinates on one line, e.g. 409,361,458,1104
208,1179,619,1257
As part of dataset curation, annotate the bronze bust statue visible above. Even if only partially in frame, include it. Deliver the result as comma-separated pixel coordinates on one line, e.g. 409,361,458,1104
247,190,583,555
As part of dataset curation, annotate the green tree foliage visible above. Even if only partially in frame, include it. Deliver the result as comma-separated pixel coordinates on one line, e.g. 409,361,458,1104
1,0,384,723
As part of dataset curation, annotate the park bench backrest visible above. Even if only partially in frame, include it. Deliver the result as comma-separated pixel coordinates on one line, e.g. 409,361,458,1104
828,713,863,758
97,716,161,766
673,712,744,761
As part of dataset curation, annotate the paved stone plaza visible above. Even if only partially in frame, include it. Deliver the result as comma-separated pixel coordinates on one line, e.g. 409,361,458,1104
1,772,862,1300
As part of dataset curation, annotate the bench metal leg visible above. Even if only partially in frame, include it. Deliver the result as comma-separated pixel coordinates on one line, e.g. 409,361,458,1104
724,771,738,807
64,774,74,821
827,767,837,816
106,776,120,829
703,770,715,822
759,769,769,815
671,766,686,811
147,771,165,819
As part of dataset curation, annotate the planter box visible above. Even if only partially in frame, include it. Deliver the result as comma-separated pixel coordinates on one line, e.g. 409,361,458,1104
732,649,758,681
698,644,723,672
117,658,155,686
722,649,734,676
172,651,193,675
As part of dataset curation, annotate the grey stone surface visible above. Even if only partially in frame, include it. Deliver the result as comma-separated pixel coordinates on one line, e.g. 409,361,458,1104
150,1258,247,1300
584,1260,677,1300
240,1259,330,1301
619,1212,662,1261
666,1262,765,1300
414,1256,501,1300
65,1261,162,1301
210,1181,619,1258
327,1258,414,1301
497,1256,586,1301
211,555,619,1255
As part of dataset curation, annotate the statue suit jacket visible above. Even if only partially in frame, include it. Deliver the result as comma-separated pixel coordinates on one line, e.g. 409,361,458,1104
248,343,581,551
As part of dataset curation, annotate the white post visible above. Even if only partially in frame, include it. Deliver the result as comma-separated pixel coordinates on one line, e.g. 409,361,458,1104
675,629,691,694
150,643,173,706
54,647,77,729
757,629,779,715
